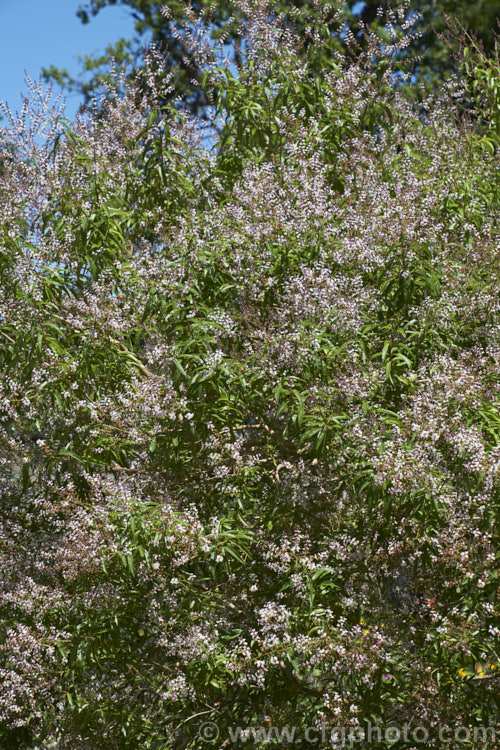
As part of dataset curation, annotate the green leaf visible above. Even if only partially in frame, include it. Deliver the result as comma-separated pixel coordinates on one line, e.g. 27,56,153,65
381,339,391,362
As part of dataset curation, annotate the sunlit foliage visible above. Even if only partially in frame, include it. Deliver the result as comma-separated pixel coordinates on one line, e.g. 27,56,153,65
1,3,499,748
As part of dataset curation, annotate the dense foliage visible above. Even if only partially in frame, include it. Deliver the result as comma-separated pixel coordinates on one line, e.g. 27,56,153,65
1,3,499,748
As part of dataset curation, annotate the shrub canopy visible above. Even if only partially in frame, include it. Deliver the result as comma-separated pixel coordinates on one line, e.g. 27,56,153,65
0,3,499,748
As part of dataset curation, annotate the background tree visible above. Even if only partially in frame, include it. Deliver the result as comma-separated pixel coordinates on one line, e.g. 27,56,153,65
350,0,500,98
42,0,235,115
43,0,500,114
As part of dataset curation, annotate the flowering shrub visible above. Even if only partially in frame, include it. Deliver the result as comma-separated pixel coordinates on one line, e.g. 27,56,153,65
0,3,499,748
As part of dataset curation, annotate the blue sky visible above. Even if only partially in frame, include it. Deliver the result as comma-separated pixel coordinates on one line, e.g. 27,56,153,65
0,0,139,121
